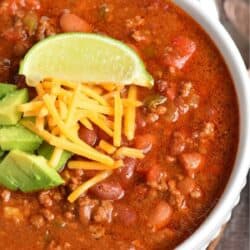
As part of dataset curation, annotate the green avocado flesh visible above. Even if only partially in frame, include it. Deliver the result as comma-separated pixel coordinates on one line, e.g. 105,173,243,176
38,142,73,171
0,83,17,99
0,148,4,158
0,150,64,192
0,89,29,125
0,125,42,152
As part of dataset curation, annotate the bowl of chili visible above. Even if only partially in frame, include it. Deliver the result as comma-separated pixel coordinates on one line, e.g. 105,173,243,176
0,0,249,250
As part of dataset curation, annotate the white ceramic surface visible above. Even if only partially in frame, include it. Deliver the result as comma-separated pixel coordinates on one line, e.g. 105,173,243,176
173,1,250,249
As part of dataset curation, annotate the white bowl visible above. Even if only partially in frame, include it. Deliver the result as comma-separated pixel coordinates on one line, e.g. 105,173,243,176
174,0,250,249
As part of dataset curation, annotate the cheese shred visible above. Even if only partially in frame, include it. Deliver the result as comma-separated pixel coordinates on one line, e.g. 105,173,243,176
113,91,123,147
49,148,63,168
68,160,123,170
99,140,116,154
68,170,113,203
124,86,137,140
115,147,145,159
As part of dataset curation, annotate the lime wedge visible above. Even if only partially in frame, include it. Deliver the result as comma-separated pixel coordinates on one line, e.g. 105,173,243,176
19,33,154,87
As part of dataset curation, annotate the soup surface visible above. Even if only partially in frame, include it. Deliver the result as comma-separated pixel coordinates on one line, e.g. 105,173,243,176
0,0,238,249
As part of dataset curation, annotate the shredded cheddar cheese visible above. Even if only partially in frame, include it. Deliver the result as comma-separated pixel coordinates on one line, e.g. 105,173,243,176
79,117,94,130
68,159,123,170
99,140,116,154
49,148,63,168
35,116,45,130
114,91,123,147
87,113,113,137
19,79,144,202
115,147,145,159
124,86,137,140
68,170,113,203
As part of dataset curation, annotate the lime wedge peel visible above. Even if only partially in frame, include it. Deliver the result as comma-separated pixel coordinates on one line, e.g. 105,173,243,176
19,33,154,88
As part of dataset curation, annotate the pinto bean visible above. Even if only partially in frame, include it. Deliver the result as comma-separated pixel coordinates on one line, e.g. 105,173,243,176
78,197,98,225
179,152,204,177
177,177,195,195
60,13,92,33
115,204,137,226
148,201,173,231
78,126,98,146
135,134,156,153
90,181,125,200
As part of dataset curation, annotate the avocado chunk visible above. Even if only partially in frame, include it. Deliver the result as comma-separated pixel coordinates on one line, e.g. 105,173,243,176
0,83,17,99
0,125,43,152
0,150,64,192
38,142,73,171
0,89,29,125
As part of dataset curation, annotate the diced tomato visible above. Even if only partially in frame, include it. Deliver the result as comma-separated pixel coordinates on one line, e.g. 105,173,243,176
179,152,204,177
148,201,173,231
172,36,196,57
163,36,196,70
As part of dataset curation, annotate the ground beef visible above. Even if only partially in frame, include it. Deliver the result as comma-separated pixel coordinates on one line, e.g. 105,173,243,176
93,200,113,223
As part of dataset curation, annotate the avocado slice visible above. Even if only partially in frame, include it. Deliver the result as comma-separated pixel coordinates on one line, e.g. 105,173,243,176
0,83,17,99
38,142,73,171
0,125,43,152
0,89,29,125
0,148,4,158
0,150,64,192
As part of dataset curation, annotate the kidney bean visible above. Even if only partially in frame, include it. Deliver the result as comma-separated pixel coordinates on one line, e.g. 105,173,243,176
148,201,173,231
78,126,98,146
115,204,137,226
91,181,125,200
117,158,136,188
60,13,92,33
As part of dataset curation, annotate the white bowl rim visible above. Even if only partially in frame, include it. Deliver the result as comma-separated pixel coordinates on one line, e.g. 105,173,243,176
173,0,250,249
